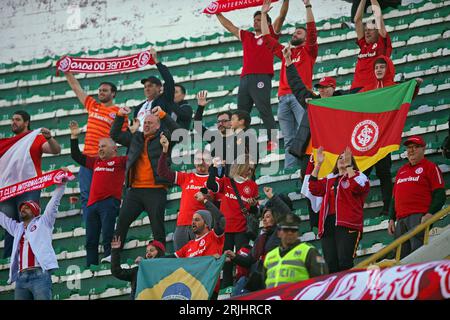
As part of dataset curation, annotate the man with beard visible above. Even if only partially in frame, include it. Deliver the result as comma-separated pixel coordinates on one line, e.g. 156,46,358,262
262,0,317,169
64,71,128,225
157,133,214,250
0,111,61,258
215,0,290,152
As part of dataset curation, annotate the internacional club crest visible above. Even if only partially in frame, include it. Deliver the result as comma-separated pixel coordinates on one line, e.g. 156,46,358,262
58,56,72,72
351,120,379,152
204,1,219,14
137,51,151,68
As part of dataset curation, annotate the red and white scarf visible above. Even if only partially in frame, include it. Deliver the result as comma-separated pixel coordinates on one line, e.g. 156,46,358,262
203,0,279,14
0,169,75,202
56,50,155,75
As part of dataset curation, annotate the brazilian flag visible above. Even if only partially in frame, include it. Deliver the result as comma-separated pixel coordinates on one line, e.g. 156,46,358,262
135,255,226,300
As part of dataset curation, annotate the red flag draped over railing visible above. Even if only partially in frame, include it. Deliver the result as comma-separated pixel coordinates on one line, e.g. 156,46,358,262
203,0,279,14
232,260,450,300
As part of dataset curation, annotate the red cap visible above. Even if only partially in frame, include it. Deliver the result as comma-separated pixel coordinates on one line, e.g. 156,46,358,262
315,77,336,88
147,240,166,254
19,201,41,217
403,135,425,147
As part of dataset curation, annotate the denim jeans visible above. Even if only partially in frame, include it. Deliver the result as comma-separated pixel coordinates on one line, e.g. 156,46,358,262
0,189,41,258
15,268,53,300
277,94,305,169
85,197,120,266
231,276,250,297
78,166,93,224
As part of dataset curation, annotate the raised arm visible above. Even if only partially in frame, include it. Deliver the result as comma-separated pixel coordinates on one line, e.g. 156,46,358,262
111,236,137,282
40,182,66,227
69,120,88,167
110,107,133,147
272,0,290,34
370,0,387,38
64,72,88,105
216,13,240,39
153,49,175,107
204,199,226,236
285,48,310,105
40,128,61,155
157,135,176,183
261,0,272,36
354,0,367,40
0,210,19,236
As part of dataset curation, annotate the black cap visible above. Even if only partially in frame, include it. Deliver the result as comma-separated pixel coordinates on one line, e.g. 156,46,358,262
141,76,162,86
278,213,301,230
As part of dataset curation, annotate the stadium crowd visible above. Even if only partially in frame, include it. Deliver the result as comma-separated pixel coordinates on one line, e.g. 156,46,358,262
0,0,448,300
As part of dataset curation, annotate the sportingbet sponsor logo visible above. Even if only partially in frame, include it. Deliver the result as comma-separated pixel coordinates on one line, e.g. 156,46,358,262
358,51,377,59
396,176,420,184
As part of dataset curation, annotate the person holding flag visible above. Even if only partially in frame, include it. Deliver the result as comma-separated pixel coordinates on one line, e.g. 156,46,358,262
0,169,70,300
0,111,61,259
309,147,369,273
359,55,423,217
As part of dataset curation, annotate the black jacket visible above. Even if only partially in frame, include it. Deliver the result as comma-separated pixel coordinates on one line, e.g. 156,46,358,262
134,63,175,118
171,100,193,130
232,194,291,268
286,64,360,158
110,114,180,188
111,249,138,300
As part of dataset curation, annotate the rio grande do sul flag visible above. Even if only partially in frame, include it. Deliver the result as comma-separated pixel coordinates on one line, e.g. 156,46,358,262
203,0,278,14
308,80,417,178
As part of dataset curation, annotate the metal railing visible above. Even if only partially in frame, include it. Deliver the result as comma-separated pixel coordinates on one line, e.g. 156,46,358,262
354,206,450,269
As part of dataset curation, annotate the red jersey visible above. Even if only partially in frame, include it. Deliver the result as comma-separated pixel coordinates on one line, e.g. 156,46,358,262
393,158,444,219
85,155,127,206
265,21,318,94
351,33,392,89
19,232,39,272
175,171,209,226
29,135,47,175
175,230,225,258
240,25,279,78
215,177,259,233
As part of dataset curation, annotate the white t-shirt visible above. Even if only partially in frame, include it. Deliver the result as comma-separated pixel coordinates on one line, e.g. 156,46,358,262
136,100,153,132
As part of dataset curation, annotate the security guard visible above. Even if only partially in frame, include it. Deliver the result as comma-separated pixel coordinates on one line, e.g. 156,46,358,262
264,213,328,288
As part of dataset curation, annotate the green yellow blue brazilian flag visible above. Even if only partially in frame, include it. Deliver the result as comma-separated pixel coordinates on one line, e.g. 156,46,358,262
135,255,226,300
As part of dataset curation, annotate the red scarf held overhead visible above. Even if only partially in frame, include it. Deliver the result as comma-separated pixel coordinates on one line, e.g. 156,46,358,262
55,50,155,75
0,169,75,202
203,0,279,14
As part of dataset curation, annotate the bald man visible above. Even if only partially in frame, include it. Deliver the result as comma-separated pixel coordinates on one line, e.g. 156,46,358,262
110,106,180,251
70,121,127,266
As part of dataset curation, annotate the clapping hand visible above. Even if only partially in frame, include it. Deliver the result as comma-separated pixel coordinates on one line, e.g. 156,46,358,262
160,132,169,153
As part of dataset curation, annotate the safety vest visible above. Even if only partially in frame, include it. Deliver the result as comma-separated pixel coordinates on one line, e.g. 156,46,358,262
264,243,312,289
